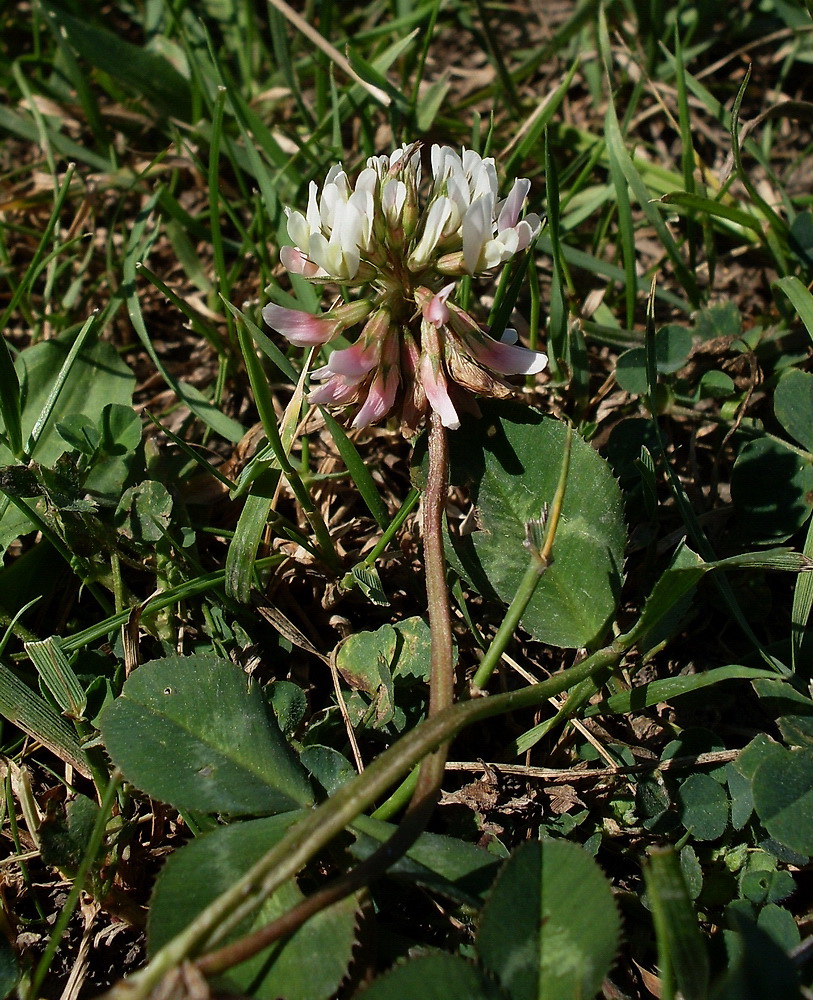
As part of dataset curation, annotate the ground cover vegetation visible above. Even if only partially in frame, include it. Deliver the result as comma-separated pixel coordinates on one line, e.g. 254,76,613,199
1,0,813,997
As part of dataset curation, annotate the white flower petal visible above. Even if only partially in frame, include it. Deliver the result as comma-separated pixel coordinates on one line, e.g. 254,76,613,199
409,196,453,268
382,179,406,224
494,227,520,260
462,197,492,274
287,209,311,251
305,181,321,232
497,177,531,232
307,231,332,275
354,167,377,195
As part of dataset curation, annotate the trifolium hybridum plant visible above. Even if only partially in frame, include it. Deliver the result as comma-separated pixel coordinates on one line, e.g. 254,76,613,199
263,143,547,433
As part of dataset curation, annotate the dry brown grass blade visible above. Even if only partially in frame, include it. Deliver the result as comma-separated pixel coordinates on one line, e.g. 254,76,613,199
266,0,392,107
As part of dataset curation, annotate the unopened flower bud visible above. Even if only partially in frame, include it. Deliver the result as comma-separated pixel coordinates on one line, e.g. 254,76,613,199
435,252,467,276
401,173,420,240
327,298,376,332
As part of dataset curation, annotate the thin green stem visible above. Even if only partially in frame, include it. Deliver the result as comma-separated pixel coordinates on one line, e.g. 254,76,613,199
365,487,420,565
370,765,420,820
208,86,235,349
470,559,545,693
470,427,573,693
62,555,284,652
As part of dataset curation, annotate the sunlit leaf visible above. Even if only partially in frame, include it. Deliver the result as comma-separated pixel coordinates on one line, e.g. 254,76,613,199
101,655,313,815
477,839,620,1000
448,403,625,648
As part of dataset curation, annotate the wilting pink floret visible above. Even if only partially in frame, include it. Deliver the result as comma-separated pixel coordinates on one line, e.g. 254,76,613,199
321,343,378,378
468,336,548,376
420,353,460,430
424,283,455,327
308,373,362,405
279,246,322,278
262,304,336,347
352,366,400,428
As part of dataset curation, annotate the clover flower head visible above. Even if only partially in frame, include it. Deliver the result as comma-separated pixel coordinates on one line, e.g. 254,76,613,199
262,142,546,433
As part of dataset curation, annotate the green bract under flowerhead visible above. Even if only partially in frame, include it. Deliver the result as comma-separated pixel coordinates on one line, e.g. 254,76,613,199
263,143,546,434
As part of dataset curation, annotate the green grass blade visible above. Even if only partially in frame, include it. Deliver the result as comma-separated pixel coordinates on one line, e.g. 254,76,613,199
62,556,283,652
792,516,813,671
319,407,389,529
144,412,236,491
225,484,278,603
584,664,778,718
544,131,574,377
235,317,340,571
658,192,763,235
207,87,234,346
729,71,789,253
38,2,111,155
0,336,23,459
268,2,314,127
0,104,109,170
223,300,298,382
0,660,90,777
136,262,222,352
0,164,76,336
775,276,813,345
25,313,97,460
123,198,245,443
672,25,704,277
535,234,690,313
645,847,710,1000
642,288,786,673
28,772,122,999
504,57,580,176
24,637,87,722
604,99,700,308
236,316,285,450
41,1,194,122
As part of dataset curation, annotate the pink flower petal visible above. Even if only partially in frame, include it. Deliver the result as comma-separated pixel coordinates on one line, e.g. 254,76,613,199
308,375,360,405
279,245,321,277
469,337,548,376
324,343,379,377
352,367,400,428
423,282,456,327
420,354,460,430
497,177,531,232
262,304,336,346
